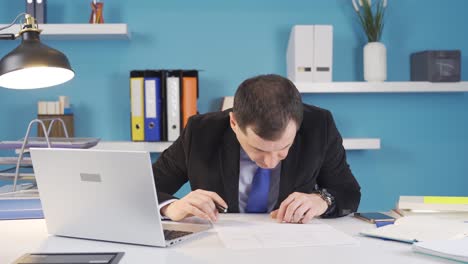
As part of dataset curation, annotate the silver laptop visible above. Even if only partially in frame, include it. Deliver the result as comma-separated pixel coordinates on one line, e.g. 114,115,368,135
30,148,211,247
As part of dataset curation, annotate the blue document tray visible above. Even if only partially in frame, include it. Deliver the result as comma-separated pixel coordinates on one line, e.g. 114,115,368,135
0,198,43,220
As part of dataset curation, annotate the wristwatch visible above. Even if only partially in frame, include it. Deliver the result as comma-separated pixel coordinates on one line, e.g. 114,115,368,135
313,188,334,207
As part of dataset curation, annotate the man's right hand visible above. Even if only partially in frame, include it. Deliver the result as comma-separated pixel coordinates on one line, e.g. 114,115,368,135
160,189,228,222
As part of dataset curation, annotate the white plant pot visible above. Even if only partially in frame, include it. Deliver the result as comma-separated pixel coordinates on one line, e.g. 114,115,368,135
364,42,387,82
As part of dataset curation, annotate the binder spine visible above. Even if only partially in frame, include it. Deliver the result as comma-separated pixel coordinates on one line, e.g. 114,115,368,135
26,0,35,17
144,77,162,142
35,0,47,24
159,70,168,141
166,76,180,141
130,71,145,141
181,70,198,128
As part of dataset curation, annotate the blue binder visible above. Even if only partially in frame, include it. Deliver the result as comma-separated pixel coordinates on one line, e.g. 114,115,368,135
144,71,162,142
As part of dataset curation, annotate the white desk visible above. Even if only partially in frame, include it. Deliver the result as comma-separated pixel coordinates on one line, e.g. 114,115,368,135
0,214,452,264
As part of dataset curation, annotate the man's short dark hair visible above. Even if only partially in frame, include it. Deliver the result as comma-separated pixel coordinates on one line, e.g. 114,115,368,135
233,74,303,140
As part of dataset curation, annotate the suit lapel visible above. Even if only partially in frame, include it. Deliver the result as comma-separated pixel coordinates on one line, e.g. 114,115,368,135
277,133,302,208
219,127,240,213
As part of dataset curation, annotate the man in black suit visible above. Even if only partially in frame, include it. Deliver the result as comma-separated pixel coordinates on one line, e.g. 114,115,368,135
153,74,361,224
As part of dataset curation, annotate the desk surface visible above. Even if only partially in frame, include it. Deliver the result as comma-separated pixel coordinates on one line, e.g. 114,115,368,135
0,214,453,264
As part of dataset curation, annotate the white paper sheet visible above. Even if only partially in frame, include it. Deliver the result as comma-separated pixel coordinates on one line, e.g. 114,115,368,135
413,237,468,262
213,215,358,249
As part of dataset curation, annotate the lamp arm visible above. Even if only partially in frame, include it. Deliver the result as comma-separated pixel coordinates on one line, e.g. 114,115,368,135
0,34,17,40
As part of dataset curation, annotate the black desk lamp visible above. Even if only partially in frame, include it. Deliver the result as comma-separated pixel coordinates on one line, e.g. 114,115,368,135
0,13,74,89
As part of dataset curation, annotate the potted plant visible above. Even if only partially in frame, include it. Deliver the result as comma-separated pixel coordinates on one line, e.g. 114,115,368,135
352,0,388,82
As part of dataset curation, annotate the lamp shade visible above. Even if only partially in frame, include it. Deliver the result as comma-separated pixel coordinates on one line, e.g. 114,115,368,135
0,30,74,89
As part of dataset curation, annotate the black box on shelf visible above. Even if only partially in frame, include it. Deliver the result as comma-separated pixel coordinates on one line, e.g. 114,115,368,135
411,50,461,82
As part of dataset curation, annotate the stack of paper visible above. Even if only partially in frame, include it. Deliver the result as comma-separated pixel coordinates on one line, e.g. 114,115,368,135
413,237,468,262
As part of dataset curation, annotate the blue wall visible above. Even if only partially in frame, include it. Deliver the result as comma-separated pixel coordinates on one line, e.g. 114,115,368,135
1,0,467,211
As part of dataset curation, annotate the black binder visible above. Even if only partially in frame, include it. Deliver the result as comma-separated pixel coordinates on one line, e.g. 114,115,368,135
34,0,47,23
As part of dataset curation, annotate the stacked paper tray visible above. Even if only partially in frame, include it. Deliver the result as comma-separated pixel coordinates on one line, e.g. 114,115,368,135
0,157,32,165
0,196,43,220
0,166,35,180
0,137,100,149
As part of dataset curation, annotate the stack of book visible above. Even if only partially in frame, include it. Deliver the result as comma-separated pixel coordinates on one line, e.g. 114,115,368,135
129,70,199,142
396,196,468,214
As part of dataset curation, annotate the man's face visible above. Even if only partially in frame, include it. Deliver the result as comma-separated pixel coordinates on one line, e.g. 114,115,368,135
229,112,297,169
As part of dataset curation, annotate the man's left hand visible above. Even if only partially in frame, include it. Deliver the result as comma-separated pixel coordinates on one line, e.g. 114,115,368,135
270,192,328,224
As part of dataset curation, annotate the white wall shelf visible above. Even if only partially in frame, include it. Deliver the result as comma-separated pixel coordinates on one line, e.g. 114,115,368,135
342,138,380,150
220,81,468,110
94,138,380,152
294,81,468,93
94,141,173,153
0,23,130,40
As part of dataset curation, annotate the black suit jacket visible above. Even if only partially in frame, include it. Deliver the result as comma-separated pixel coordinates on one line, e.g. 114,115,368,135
153,104,361,217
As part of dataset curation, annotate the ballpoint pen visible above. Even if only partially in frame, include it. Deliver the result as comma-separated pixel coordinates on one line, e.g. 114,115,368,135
215,203,228,213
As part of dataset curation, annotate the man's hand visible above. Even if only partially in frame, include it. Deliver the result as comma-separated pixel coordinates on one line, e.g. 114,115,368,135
270,192,328,224
160,189,228,222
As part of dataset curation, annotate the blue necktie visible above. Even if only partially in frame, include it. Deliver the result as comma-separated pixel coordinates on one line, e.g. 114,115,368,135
245,167,271,213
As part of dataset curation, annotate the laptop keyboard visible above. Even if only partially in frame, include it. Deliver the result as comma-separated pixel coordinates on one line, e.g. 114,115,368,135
164,229,193,241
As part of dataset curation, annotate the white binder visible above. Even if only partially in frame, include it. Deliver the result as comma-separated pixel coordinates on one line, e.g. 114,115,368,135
286,25,333,82
287,25,314,83
166,76,181,141
313,25,333,82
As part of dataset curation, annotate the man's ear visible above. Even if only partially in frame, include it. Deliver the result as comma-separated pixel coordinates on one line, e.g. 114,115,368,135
229,112,238,132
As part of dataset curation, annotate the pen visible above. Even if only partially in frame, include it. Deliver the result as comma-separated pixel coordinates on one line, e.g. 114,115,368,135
215,203,228,213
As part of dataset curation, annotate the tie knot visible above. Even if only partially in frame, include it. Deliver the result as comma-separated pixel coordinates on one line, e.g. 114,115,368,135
256,167,271,177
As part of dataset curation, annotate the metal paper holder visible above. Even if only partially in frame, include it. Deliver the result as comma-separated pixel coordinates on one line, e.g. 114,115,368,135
3,118,69,195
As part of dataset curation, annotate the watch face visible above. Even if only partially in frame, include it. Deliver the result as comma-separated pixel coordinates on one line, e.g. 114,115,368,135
317,190,331,206
323,197,331,206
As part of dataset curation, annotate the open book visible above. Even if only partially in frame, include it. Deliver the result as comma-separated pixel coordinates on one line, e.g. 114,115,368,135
360,215,468,243
413,237,468,262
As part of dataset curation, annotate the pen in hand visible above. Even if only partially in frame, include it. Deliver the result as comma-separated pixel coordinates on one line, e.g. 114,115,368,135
215,203,228,213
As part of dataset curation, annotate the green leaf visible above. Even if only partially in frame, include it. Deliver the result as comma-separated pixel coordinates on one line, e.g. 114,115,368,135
353,0,386,42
